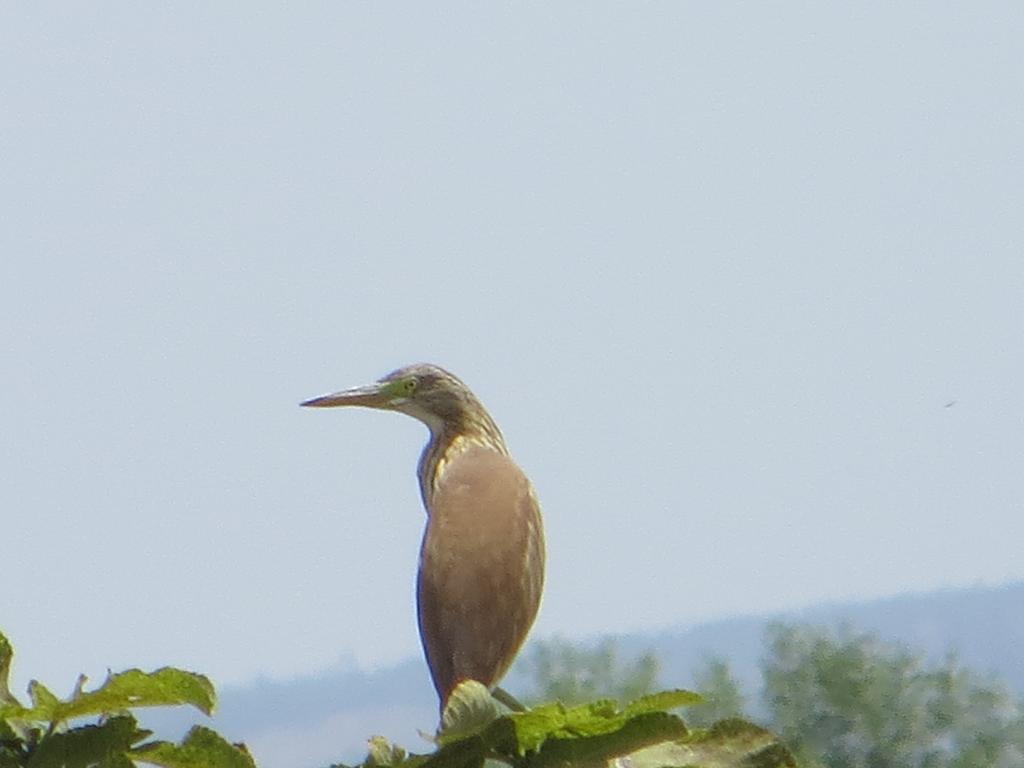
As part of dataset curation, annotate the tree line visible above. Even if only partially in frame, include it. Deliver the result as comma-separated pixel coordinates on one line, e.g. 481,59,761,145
519,622,1024,767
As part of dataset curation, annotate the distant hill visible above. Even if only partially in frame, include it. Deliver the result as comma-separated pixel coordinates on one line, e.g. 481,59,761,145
616,580,1024,710
143,580,1024,768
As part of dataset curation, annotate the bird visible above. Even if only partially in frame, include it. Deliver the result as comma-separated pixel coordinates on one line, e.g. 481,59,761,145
301,363,545,712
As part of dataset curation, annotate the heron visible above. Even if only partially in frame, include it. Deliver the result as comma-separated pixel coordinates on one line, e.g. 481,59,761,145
302,363,545,712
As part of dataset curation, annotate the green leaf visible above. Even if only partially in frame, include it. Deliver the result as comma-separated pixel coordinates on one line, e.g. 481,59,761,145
559,700,621,735
131,726,255,768
365,735,408,767
27,683,61,721
626,718,797,768
0,632,16,707
437,681,498,744
479,694,692,761
490,702,566,754
623,689,703,717
417,736,486,768
529,711,689,768
0,716,27,768
4,669,214,726
60,668,216,721
25,714,145,768
357,737,430,768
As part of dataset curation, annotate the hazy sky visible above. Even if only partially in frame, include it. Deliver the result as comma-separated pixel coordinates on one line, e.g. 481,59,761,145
2,4,1022,698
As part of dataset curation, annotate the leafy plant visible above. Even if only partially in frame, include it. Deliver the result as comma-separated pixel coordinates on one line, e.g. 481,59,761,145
333,680,796,768
1,628,798,768
0,629,254,768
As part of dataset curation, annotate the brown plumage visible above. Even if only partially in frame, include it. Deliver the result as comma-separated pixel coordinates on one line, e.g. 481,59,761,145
301,364,545,711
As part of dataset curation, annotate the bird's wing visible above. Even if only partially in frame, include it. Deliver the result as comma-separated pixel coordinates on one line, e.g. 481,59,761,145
417,446,545,707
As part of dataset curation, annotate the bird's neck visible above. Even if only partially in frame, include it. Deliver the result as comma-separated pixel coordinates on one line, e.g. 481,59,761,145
417,414,508,509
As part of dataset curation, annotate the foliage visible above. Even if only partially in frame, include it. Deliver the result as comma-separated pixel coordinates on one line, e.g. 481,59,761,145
761,623,1024,768
519,638,660,706
2,626,795,768
0,630,254,768
333,680,795,768
687,658,748,728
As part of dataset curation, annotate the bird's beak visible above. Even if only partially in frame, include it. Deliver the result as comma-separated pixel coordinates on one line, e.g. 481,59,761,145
300,382,392,409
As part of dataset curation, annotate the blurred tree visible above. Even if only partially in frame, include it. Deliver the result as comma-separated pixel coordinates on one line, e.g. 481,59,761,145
762,623,1024,768
519,625,1024,767
686,657,748,727
520,637,659,705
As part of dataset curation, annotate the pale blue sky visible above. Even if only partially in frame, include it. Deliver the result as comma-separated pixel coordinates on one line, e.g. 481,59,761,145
2,3,1022,697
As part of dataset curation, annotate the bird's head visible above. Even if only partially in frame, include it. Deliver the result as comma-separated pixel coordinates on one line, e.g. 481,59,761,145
301,363,485,436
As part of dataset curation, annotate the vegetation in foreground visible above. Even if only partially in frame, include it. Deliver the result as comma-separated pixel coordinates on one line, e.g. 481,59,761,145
12,619,1021,768
334,680,794,768
0,630,254,768
0,629,794,768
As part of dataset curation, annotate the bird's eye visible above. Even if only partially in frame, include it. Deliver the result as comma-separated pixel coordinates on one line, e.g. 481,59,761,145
404,377,418,393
